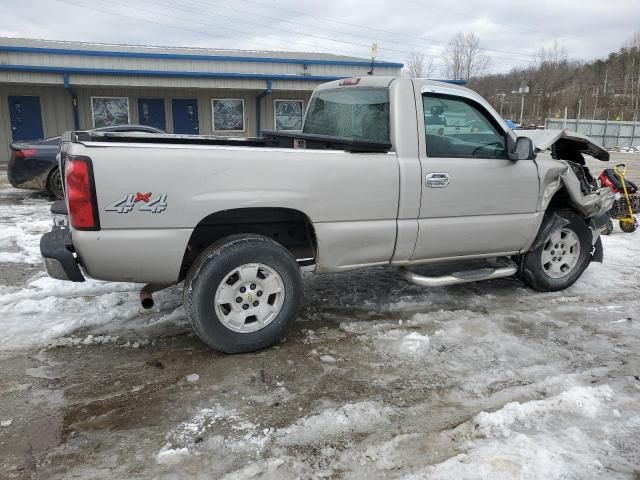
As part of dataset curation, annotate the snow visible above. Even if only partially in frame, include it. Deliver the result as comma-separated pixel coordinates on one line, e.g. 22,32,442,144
402,383,639,480
319,354,337,363
275,401,393,446
474,385,614,438
0,197,52,264
156,447,190,465
1,419,12,427
0,275,186,350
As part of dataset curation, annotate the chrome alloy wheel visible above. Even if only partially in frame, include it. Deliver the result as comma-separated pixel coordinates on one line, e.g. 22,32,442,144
214,263,285,333
541,228,581,279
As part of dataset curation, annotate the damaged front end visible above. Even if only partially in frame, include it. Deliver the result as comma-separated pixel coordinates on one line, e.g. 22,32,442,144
519,129,615,218
519,129,615,262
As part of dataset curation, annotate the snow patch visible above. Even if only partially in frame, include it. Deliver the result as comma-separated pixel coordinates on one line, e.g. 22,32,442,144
373,329,431,359
276,401,393,446
399,332,430,354
156,446,190,465
0,275,184,350
474,385,615,438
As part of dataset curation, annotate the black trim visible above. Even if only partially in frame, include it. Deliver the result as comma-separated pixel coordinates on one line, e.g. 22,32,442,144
67,155,101,231
591,237,604,263
40,228,85,282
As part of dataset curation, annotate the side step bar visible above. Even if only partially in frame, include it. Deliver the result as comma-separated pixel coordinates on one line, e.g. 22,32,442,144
398,260,518,287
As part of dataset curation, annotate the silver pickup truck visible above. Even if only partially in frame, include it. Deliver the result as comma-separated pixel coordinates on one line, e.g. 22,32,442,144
40,76,614,353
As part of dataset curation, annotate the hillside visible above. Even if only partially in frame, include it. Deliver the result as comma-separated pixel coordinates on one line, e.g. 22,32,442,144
468,34,640,124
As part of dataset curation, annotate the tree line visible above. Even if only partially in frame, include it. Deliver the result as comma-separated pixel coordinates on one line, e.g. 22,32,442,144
404,32,640,124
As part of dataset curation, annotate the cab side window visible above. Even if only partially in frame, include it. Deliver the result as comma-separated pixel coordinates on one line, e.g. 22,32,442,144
423,94,508,159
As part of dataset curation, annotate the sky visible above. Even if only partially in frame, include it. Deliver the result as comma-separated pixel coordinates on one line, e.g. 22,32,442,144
0,0,639,74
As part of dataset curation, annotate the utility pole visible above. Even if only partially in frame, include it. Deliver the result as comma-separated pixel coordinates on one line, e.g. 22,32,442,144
577,98,582,120
367,43,377,75
593,87,599,119
519,80,529,126
497,93,506,117
576,98,582,131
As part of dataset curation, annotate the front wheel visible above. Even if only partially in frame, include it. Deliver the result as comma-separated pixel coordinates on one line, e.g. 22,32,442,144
184,234,304,353
519,210,593,292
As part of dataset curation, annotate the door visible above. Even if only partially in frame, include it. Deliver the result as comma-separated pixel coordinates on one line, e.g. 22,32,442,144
171,99,199,134
138,98,166,131
411,90,540,261
8,96,44,141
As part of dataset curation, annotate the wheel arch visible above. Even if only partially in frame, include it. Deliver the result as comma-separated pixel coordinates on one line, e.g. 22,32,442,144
179,207,318,280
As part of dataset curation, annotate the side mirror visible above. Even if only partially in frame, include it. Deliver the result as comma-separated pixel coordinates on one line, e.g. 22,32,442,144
509,136,535,161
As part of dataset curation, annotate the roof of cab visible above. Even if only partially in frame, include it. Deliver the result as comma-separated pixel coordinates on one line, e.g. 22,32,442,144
315,76,474,94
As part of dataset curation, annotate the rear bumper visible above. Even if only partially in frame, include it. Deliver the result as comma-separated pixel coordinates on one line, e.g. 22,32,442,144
40,228,85,282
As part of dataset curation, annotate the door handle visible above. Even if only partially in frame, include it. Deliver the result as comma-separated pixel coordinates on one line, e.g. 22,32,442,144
425,173,450,188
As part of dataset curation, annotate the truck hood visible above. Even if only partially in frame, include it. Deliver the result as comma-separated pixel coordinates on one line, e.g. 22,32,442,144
517,129,609,161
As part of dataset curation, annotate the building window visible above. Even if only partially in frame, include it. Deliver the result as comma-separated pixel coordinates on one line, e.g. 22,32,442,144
91,96,130,128
212,99,245,132
274,100,304,131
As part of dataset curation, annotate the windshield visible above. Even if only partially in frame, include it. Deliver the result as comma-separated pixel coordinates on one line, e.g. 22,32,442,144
303,88,389,142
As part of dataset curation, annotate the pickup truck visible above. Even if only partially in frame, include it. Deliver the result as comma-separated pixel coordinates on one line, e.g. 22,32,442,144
40,76,614,353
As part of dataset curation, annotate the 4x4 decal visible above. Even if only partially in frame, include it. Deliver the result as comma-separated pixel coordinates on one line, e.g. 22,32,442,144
105,192,168,214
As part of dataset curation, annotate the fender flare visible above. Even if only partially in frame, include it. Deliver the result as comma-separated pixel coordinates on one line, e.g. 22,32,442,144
529,211,570,251
529,210,604,263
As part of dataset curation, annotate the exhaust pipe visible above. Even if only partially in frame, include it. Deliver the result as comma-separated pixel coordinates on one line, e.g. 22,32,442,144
139,284,172,309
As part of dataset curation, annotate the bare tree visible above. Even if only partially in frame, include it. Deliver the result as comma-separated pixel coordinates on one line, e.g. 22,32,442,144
533,41,569,118
442,32,489,80
403,51,436,78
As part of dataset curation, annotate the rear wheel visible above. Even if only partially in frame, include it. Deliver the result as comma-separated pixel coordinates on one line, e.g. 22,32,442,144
184,234,303,353
519,210,592,292
46,167,64,199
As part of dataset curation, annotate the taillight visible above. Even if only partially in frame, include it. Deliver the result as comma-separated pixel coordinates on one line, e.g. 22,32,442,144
14,148,38,158
65,156,100,230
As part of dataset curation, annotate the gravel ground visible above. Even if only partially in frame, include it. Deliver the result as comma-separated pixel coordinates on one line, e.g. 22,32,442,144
0,156,639,479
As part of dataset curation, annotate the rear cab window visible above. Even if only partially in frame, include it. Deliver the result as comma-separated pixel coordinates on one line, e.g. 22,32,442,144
423,94,508,159
303,88,390,142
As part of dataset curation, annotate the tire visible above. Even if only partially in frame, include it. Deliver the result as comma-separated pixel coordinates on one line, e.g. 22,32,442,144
46,167,64,199
619,219,637,233
519,209,592,292
183,234,304,353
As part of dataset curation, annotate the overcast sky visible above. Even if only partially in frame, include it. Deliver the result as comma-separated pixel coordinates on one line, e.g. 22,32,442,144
1,0,639,74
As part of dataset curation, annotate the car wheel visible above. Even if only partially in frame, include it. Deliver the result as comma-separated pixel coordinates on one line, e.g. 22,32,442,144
183,234,304,353
46,167,64,199
519,209,592,292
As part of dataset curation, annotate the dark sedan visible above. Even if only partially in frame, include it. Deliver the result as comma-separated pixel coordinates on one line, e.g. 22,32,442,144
7,124,164,199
